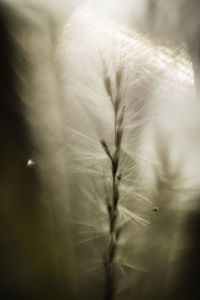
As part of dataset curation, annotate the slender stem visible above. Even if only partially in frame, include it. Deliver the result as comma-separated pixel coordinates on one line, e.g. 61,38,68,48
103,108,124,300
101,64,124,300
104,151,119,300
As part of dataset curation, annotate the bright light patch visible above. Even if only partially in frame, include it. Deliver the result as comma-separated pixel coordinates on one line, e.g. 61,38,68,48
67,2,194,86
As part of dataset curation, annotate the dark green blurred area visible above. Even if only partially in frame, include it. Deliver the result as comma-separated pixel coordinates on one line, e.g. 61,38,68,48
0,3,75,299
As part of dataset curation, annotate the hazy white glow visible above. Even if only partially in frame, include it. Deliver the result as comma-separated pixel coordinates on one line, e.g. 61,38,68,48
65,2,194,86
59,2,198,191
88,0,147,25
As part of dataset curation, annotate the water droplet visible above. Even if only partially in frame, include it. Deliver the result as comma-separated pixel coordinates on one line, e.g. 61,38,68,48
27,159,35,168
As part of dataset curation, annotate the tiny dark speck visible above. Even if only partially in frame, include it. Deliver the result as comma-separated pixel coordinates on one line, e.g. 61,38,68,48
117,174,122,181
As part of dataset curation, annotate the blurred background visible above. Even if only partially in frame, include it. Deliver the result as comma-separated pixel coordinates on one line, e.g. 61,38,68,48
1,1,200,300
